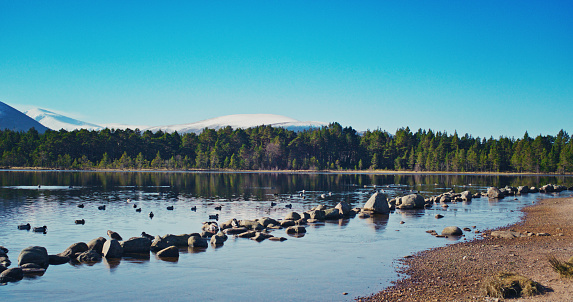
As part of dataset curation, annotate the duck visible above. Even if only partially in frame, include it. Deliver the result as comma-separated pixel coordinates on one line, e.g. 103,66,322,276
133,204,137,208
190,206,197,211
107,230,123,241
141,232,154,240
208,213,219,220
136,208,142,212
75,219,85,225
285,204,292,209
77,204,85,208
127,198,132,203
166,205,174,210
33,226,47,233
214,205,222,211
98,205,106,210
149,212,154,218
231,218,239,228
270,202,277,207
17,223,31,230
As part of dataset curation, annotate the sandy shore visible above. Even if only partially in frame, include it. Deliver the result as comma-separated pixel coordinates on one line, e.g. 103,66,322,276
360,195,573,302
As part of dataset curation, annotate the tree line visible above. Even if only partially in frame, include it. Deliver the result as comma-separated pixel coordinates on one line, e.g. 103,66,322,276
1,123,572,173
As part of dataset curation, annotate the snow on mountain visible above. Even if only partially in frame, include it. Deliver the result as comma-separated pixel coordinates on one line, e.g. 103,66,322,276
145,114,328,134
0,101,49,133
24,108,104,131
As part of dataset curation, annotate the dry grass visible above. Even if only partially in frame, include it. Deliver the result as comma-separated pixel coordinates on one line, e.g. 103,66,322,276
482,272,542,299
548,256,573,278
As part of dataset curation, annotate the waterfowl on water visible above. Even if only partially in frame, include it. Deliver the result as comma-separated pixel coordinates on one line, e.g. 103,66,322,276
127,198,132,203
214,205,222,211
190,206,197,211
98,205,106,210
133,204,137,208
208,213,219,220
136,208,142,212
17,223,31,230
166,205,174,210
107,230,123,241
77,204,85,208
33,226,47,233
75,219,85,225
285,204,292,209
149,212,154,218
270,202,277,207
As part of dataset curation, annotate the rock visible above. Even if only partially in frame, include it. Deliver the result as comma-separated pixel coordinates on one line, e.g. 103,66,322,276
268,237,287,242
224,227,249,235
252,232,273,242
157,246,179,258
48,254,70,265
307,210,326,220
76,250,102,263
59,242,89,258
460,191,472,201
490,230,525,239
357,212,370,218
286,226,306,234
439,195,451,203
102,240,123,258
0,256,10,267
396,194,425,209
517,186,529,195
219,219,235,230
335,202,352,216
258,217,280,227
324,208,341,220
487,187,505,199
0,264,6,274
313,205,327,211
239,220,264,231
363,192,390,214
210,233,227,245
0,246,8,255
435,214,444,219
162,234,192,247
188,235,208,248
441,226,463,236
20,263,42,269
87,237,107,254
237,231,257,238
280,220,296,227
18,246,49,269
0,267,23,282
284,212,301,221
107,230,123,241
120,237,151,254
202,222,220,233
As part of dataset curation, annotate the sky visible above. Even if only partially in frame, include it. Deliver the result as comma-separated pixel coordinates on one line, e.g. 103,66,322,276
1,1,572,139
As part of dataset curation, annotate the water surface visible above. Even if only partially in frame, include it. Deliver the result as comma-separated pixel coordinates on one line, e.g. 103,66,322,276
1,171,571,301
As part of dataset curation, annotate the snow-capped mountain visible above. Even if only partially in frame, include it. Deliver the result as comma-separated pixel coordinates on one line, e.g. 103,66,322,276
145,114,328,134
24,108,104,131
0,101,49,133
17,103,328,134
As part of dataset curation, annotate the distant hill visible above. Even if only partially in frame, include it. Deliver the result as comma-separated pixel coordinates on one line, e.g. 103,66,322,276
145,114,328,134
24,108,104,131
0,101,49,133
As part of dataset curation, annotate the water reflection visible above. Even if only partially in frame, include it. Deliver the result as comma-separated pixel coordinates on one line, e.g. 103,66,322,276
103,258,121,270
365,214,390,231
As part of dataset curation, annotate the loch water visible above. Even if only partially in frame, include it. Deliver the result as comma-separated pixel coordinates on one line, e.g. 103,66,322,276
1,171,572,301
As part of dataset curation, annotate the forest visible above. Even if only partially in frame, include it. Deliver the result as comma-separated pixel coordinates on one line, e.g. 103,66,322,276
0,123,572,173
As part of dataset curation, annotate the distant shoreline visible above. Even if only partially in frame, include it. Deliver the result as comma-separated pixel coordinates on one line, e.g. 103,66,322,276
2,166,573,177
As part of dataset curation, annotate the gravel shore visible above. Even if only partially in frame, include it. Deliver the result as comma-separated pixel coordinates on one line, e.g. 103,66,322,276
360,195,573,301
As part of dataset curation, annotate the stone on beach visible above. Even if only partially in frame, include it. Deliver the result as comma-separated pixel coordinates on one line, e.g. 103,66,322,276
490,230,526,239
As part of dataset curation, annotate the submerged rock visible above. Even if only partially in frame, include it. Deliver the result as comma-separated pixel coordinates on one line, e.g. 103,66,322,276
77,250,102,263
0,267,23,283
48,254,70,265
157,246,179,258
120,237,151,254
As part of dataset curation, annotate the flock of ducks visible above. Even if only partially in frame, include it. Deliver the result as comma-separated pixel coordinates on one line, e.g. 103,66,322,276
16,189,328,233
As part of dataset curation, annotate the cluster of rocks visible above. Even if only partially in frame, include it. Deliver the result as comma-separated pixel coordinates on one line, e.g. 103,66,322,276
484,184,570,199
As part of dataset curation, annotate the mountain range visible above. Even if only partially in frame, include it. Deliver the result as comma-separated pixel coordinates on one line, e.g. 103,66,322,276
0,101,327,134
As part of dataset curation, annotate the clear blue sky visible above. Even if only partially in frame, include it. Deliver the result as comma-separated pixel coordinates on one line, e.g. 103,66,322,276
1,1,572,138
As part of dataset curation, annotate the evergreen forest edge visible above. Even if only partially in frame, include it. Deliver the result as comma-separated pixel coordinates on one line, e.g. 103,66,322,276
1,123,572,173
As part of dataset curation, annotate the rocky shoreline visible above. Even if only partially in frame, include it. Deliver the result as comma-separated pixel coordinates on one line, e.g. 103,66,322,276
360,194,573,301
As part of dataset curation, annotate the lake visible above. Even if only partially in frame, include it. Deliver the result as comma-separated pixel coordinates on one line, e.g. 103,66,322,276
1,171,572,301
